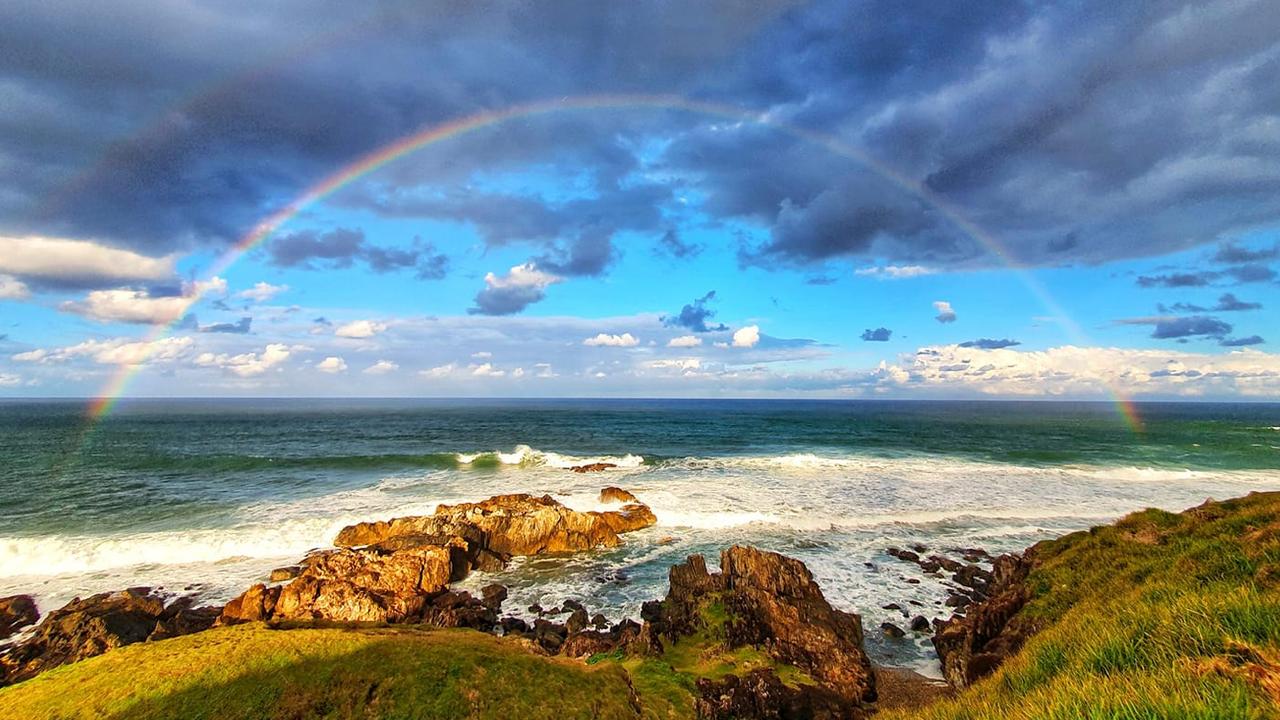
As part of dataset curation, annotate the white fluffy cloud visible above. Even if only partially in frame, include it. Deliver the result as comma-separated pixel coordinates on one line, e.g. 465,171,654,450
0,373,21,387
583,332,639,347
933,300,957,324
194,343,292,377
316,356,347,373
0,236,176,285
335,320,387,338
14,336,194,365
363,360,399,375
731,325,760,348
855,265,935,279
420,363,456,378
237,282,288,303
667,335,702,348
0,275,30,300
59,276,228,325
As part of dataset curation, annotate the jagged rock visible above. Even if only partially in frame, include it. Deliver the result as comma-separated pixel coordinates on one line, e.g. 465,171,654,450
929,555,965,573
0,589,212,686
910,615,931,633
0,595,38,640
952,564,994,592
933,553,1036,688
570,463,617,473
420,590,499,631
591,612,609,629
275,545,454,623
599,486,640,503
565,608,590,635
268,566,301,583
217,583,280,624
649,546,877,706
481,584,508,609
695,669,865,720
560,630,617,658
881,622,905,638
148,597,221,641
334,493,655,560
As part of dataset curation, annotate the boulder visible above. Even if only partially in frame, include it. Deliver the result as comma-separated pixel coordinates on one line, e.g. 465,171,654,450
910,615,931,633
419,590,499,631
0,594,38,640
599,486,640,503
932,553,1036,688
268,566,301,582
271,545,454,623
217,583,280,624
480,583,508,609
881,622,905,638
1,589,214,686
570,463,617,473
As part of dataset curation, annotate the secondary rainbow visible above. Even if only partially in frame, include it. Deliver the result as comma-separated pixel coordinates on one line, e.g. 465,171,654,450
84,93,1144,432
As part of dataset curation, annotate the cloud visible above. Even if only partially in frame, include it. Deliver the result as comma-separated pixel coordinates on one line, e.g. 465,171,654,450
1151,316,1232,340
0,275,30,300
469,263,562,316
237,282,288,303
583,333,639,347
1220,335,1264,347
420,363,456,378
1138,265,1277,288
933,300,957,324
1163,293,1262,314
1213,243,1279,264
197,317,252,334
657,229,701,259
316,356,347,373
265,228,449,279
334,320,387,338
662,291,728,333
861,327,892,342
14,336,193,365
667,335,703,348
732,325,760,348
958,338,1021,349
57,276,228,325
363,359,399,375
0,236,175,289
470,362,505,377
0,373,21,387
194,343,292,377
856,265,936,279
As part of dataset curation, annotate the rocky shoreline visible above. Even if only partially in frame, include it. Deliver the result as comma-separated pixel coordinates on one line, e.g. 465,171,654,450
0,485,1053,716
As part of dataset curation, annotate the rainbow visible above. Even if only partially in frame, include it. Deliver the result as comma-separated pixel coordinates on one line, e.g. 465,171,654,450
83,93,1144,432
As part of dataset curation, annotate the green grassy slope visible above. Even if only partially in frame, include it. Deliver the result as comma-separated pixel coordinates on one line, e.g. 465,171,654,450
0,625,641,720
885,491,1280,720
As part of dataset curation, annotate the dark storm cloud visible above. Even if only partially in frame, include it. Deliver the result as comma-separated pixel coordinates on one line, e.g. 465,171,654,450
1147,316,1232,340
958,338,1020,349
1161,293,1262,314
1220,335,1264,347
265,228,448,279
860,327,892,342
3,0,1280,275
662,291,728,333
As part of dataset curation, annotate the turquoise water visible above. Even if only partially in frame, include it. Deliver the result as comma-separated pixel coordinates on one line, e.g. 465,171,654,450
2,399,1278,670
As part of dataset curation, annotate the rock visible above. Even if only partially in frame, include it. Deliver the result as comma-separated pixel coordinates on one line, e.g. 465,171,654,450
528,603,543,615
532,618,567,653
933,553,1036,688
952,564,994,591
420,590,499,631
148,597,221,641
911,544,928,554
0,589,211,686
910,615,931,633
560,630,618,658
334,492,656,561
887,547,920,563
881,622,905,638
562,599,586,613
480,583,508,609
570,463,617,473
217,583,280,624
928,555,965,573
591,612,609,629
695,669,865,720
0,595,39,640
650,546,877,706
882,602,902,611
945,592,971,609
276,545,454,623
565,608,590,635
598,486,639,503
499,616,529,635
268,566,301,583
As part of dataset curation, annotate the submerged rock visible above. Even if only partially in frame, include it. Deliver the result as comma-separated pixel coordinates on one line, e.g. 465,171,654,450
570,463,617,473
0,594,39,640
1,589,218,686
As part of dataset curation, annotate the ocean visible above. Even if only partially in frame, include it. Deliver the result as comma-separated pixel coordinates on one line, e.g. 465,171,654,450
2,398,1278,672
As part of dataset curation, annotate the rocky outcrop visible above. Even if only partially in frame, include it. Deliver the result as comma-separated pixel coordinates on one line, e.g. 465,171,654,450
599,486,639,503
644,546,877,709
696,669,865,720
335,492,655,559
571,463,617,473
932,552,1037,688
0,594,38,640
0,589,218,686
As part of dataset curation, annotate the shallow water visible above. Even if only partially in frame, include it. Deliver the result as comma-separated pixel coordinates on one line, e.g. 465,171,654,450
2,398,1278,673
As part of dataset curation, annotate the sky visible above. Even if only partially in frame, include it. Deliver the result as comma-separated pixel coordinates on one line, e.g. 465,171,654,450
1,0,1278,400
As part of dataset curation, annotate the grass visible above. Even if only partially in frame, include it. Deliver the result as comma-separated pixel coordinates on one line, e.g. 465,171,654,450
882,491,1280,720
0,624,641,720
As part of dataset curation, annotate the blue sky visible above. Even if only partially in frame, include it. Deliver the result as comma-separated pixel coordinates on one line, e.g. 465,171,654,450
1,1,1278,399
